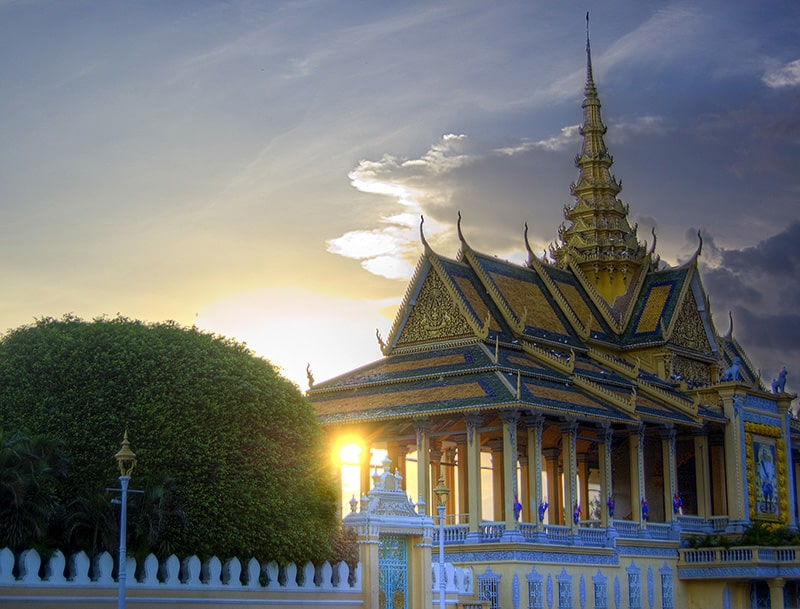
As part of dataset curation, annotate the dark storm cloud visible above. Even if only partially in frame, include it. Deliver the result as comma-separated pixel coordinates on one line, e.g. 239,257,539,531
733,306,800,352
700,223,800,386
719,222,800,277
702,266,762,305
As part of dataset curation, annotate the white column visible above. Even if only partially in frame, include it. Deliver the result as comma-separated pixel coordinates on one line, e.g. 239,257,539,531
525,415,545,529
661,426,678,523
629,424,646,529
500,409,522,540
561,419,579,535
599,424,614,527
464,413,483,542
414,419,431,515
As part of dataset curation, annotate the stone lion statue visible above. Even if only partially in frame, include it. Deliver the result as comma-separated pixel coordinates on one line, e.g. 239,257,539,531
721,357,742,382
772,367,788,393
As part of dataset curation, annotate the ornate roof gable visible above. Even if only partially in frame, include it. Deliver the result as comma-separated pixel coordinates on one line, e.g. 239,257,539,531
393,261,474,350
668,277,714,355
384,222,511,354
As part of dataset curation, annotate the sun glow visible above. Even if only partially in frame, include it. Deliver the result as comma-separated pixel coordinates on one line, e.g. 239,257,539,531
195,287,398,390
339,443,362,465
335,441,388,514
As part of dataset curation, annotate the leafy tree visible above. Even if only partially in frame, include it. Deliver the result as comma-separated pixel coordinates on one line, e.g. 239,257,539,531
0,315,338,563
0,429,67,551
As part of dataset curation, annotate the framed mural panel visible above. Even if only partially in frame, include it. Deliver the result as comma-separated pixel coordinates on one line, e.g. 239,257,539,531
744,422,787,523
752,437,778,517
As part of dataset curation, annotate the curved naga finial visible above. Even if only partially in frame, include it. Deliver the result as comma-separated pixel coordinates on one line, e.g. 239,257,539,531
524,222,536,266
649,227,657,256
681,229,704,268
306,363,314,388
457,210,472,255
694,229,703,258
725,311,734,339
376,328,386,352
419,215,430,251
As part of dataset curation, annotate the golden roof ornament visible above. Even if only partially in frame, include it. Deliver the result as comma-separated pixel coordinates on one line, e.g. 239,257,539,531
549,14,647,304
114,430,137,477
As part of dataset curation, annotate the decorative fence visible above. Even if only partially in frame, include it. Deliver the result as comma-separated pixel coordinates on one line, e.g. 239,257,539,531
1,546,475,608
0,546,363,609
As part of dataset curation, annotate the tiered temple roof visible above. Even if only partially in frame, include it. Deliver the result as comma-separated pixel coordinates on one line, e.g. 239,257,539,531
308,20,763,442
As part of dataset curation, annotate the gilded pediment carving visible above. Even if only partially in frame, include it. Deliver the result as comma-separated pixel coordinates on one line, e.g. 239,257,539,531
396,270,472,346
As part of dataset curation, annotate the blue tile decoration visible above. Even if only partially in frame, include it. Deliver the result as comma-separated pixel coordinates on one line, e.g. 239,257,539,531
556,568,572,609
659,563,674,609
527,566,544,609
626,561,641,609
592,569,608,609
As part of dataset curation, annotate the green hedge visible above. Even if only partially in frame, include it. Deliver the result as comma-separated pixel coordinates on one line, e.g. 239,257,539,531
0,315,337,563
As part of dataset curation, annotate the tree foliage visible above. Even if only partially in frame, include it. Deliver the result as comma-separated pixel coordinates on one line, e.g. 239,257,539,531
0,315,338,563
0,429,67,550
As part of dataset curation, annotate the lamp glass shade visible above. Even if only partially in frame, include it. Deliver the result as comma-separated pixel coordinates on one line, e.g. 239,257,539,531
432,475,449,507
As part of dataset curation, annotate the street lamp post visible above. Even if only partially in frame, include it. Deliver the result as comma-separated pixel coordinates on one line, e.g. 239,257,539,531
113,432,137,609
433,475,450,609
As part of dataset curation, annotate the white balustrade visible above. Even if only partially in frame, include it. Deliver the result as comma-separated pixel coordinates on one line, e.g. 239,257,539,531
0,546,360,593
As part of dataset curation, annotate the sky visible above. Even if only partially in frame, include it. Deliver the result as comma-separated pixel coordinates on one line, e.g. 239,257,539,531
1,0,799,392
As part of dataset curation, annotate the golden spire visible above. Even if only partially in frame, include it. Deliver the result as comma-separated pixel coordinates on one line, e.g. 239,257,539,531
550,14,646,304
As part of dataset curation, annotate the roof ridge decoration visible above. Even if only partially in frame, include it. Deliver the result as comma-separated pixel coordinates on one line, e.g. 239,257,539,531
549,15,647,305
572,373,638,415
617,254,653,331
521,341,575,375
587,347,638,379
566,259,624,333
458,214,532,334
525,242,591,340
636,376,699,418
460,248,526,336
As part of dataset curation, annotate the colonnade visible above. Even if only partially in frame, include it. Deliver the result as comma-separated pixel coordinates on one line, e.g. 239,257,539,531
349,410,732,537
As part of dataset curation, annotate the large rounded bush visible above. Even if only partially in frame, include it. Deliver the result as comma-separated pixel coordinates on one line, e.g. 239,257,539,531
0,316,337,563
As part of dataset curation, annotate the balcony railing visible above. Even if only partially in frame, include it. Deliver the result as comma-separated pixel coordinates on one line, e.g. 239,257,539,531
678,546,800,579
676,514,729,533
431,515,730,547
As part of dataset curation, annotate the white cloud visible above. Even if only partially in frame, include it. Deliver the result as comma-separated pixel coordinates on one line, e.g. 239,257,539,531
326,229,403,259
534,125,582,152
362,255,416,280
401,133,472,174
326,136,471,279
494,125,581,155
608,115,668,142
763,59,800,88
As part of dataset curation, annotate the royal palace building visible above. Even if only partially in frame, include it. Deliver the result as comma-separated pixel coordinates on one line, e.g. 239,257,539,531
308,32,800,609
